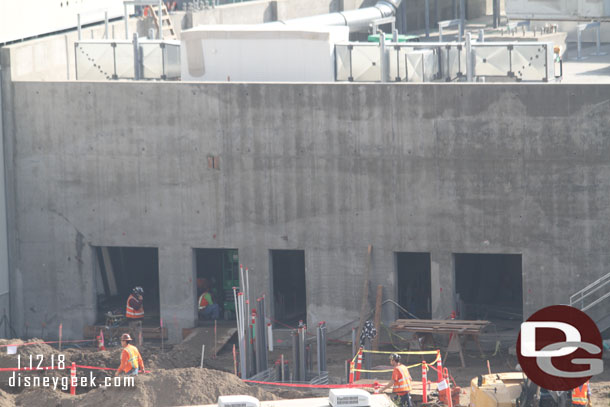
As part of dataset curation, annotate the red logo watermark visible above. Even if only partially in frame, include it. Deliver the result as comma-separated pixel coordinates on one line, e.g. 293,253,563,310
516,305,603,390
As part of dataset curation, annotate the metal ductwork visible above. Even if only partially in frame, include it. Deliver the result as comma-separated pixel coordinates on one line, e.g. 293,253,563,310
268,0,402,32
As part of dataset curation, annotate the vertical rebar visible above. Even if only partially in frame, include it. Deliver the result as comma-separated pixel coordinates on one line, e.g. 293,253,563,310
291,330,299,382
316,324,321,376
321,322,327,373
299,323,306,381
255,304,261,374
351,327,357,357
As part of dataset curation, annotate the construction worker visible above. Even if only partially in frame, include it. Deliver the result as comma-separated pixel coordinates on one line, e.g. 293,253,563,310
198,278,220,320
126,286,144,345
379,353,412,407
572,381,591,407
115,333,144,376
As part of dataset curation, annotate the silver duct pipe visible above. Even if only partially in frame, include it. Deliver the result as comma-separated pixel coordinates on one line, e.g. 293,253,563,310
268,0,402,32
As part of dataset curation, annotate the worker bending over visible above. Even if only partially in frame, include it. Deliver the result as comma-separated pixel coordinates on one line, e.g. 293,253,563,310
198,278,220,320
115,333,144,376
379,353,412,407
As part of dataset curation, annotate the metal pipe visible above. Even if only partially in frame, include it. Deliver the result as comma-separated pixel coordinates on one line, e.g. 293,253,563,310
299,324,306,381
105,11,109,39
379,32,388,82
158,0,163,39
459,0,465,40
291,330,299,382
77,14,82,41
316,324,321,376
132,33,140,80
268,0,402,33
424,0,430,38
596,24,601,56
577,27,582,59
466,31,472,82
124,4,129,40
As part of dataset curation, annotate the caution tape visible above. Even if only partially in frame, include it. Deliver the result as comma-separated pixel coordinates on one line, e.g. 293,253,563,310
243,379,381,389
75,365,116,371
0,366,65,372
353,360,425,373
361,350,439,355
351,350,441,373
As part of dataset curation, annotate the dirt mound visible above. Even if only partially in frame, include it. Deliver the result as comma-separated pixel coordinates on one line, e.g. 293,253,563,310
0,389,14,407
14,367,278,407
147,328,226,370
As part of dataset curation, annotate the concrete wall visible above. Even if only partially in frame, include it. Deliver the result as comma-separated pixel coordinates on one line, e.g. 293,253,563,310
3,79,610,342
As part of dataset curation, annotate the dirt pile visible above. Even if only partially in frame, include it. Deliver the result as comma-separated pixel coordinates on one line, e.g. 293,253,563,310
15,367,278,407
147,328,224,370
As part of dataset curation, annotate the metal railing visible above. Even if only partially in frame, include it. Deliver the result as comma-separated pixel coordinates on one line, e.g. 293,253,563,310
75,35,180,80
438,19,463,42
576,21,605,60
569,271,610,312
335,39,555,83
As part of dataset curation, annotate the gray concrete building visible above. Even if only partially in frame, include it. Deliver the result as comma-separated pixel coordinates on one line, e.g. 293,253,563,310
2,77,609,342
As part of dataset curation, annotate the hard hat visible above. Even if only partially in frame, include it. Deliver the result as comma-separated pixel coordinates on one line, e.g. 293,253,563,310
121,333,133,342
133,286,144,295
389,353,400,363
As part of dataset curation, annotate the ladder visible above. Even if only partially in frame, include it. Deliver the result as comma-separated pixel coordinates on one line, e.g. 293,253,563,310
148,3,177,40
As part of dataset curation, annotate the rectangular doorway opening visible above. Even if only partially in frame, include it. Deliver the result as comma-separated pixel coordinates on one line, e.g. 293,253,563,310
194,248,239,320
396,252,431,319
271,250,306,325
454,253,523,321
94,246,160,325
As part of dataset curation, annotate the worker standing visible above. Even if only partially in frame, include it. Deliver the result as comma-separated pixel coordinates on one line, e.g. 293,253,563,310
126,286,144,345
115,333,144,376
379,353,412,407
572,381,591,407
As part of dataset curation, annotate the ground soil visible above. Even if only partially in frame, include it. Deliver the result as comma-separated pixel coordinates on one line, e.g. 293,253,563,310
0,334,606,406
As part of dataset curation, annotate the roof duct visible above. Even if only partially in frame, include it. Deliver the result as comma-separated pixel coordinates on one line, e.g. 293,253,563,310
268,0,402,32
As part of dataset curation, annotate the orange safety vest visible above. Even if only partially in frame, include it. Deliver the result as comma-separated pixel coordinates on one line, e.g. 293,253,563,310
572,382,589,405
392,364,412,394
126,294,144,319
123,344,141,370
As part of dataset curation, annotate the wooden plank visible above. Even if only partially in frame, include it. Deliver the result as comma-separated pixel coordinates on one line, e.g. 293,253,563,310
84,325,167,340
101,247,118,296
356,245,373,347
372,285,383,351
